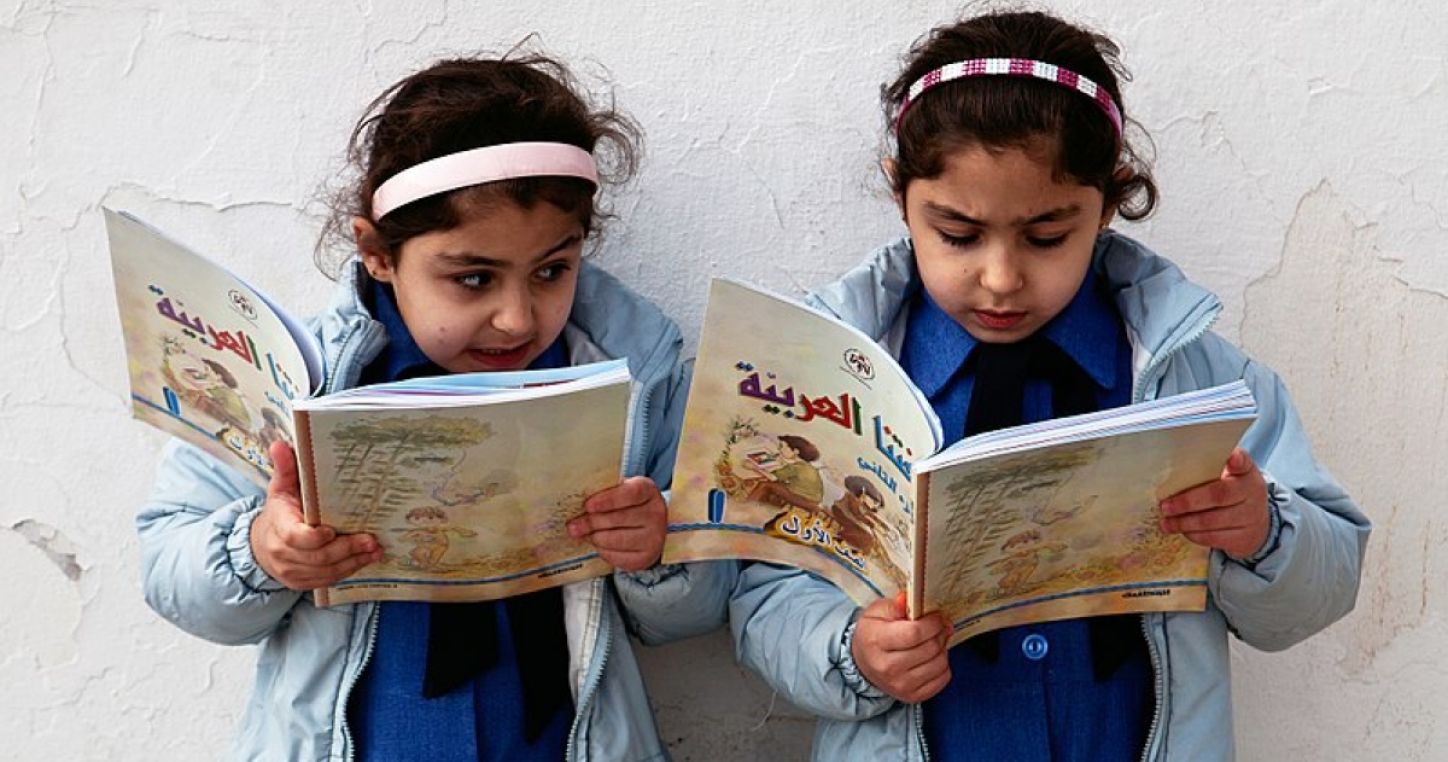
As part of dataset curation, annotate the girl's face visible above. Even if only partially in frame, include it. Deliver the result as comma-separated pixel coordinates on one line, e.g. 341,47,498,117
899,142,1111,344
358,202,584,373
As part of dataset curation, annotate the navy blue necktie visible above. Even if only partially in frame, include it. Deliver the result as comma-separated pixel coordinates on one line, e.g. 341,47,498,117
961,336,1140,679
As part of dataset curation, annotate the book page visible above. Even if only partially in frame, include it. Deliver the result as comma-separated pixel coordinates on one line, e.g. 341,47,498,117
919,416,1251,646
106,209,320,485
299,379,628,604
664,279,940,603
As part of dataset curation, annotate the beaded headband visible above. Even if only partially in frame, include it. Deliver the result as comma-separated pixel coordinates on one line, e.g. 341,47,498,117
371,141,598,220
895,58,1123,138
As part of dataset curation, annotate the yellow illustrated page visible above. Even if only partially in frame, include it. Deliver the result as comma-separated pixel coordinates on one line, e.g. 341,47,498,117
919,417,1251,646
106,210,315,485
300,382,627,604
664,279,940,603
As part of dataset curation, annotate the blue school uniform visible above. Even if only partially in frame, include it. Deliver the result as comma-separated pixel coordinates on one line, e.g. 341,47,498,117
898,270,1151,761
348,281,571,762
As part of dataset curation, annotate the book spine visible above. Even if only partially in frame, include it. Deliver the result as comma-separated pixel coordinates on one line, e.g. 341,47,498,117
291,410,331,607
908,473,930,619
292,409,323,526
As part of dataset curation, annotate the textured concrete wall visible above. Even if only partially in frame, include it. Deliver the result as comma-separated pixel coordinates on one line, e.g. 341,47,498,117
2,1,1444,759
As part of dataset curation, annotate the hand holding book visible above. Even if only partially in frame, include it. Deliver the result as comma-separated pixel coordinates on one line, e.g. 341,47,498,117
569,476,669,572
251,441,383,591
851,591,952,704
1159,447,1271,560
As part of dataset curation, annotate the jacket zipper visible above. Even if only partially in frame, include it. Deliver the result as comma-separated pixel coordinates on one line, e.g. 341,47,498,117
317,318,386,762
1137,613,1166,762
340,603,380,762
1134,297,1220,762
915,702,931,761
564,334,671,761
564,584,612,762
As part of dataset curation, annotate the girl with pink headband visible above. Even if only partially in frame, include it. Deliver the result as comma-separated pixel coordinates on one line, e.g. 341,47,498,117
730,10,1367,761
137,53,734,761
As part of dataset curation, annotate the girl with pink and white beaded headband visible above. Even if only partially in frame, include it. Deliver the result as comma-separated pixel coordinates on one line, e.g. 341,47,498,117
731,10,1366,762
137,52,736,761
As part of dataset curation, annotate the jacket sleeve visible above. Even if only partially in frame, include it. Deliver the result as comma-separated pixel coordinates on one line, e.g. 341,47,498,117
614,559,738,645
136,440,302,645
1208,358,1371,651
613,357,738,643
730,562,897,721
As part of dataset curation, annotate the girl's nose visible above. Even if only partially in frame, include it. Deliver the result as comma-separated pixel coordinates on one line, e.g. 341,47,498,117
489,285,534,337
978,245,1025,296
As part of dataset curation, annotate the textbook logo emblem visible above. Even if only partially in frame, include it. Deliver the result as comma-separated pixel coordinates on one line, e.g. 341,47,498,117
842,348,874,382
228,289,257,321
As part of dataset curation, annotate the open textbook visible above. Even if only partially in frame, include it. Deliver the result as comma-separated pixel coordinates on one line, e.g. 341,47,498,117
664,279,1257,644
106,209,630,605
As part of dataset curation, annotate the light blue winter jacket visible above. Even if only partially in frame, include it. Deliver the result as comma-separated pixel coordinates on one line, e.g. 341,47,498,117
137,261,734,761
730,233,1370,761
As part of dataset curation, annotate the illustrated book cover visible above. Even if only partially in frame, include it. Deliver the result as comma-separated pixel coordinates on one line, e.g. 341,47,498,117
107,209,632,606
664,279,1256,644
106,208,322,484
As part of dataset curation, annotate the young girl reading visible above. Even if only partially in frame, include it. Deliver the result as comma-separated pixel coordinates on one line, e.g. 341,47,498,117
137,53,731,761
729,11,1369,761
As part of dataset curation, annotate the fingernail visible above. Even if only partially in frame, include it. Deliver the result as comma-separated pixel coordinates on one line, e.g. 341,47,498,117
567,521,584,538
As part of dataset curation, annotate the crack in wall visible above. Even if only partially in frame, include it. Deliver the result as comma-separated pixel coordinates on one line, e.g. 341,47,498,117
9,518,83,581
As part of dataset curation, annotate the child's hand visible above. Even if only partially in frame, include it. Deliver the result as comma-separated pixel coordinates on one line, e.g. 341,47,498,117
852,592,952,704
250,441,382,591
1159,447,1270,560
569,476,666,571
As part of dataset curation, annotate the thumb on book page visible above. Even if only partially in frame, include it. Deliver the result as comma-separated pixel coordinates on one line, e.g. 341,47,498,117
266,441,301,505
1224,447,1256,478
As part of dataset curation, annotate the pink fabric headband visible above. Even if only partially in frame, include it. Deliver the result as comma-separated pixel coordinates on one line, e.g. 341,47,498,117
896,58,1123,138
371,141,599,220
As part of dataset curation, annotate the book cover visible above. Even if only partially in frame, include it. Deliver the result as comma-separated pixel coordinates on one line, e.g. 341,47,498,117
667,278,1254,642
105,209,321,485
293,362,632,605
912,386,1253,644
664,279,941,602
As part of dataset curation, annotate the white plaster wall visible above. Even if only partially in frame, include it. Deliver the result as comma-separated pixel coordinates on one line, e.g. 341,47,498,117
2,1,1444,759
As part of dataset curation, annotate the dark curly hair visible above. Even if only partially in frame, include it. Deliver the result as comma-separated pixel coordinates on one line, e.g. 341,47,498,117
885,10,1157,220
317,51,640,276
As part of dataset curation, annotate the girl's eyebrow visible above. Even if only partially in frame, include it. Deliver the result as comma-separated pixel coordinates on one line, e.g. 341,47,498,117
434,232,583,268
924,201,1083,227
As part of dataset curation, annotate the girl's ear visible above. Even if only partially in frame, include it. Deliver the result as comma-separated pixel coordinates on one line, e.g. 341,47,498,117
351,217,395,282
1101,168,1132,231
1098,204,1116,232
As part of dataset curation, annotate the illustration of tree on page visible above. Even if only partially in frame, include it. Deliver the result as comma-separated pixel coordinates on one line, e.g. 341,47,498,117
665,279,1257,644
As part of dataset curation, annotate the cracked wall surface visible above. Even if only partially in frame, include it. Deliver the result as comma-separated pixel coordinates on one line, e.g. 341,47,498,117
2,1,1444,759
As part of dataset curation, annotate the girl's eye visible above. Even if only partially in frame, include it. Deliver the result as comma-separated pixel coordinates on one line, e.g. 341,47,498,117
535,261,572,282
937,230,980,249
1026,233,1069,248
454,272,492,290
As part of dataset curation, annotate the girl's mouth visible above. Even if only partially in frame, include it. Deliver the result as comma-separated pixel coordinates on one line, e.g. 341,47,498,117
466,343,532,370
973,310,1027,330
